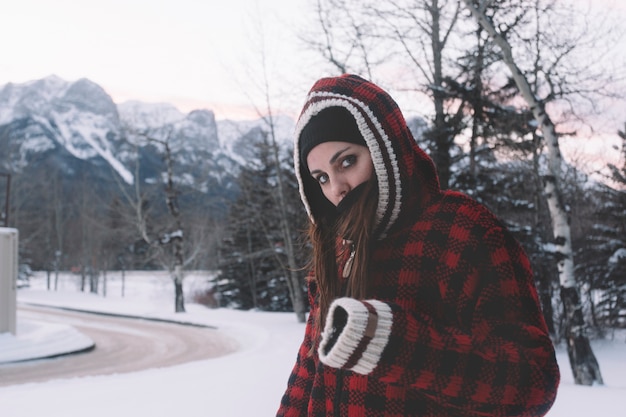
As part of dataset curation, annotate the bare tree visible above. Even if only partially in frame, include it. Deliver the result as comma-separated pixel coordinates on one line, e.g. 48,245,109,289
112,129,223,309
462,0,604,386
160,137,185,313
232,9,308,322
48,169,68,291
376,0,465,189
302,0,465,189
116,127,187,313
301,0,390,78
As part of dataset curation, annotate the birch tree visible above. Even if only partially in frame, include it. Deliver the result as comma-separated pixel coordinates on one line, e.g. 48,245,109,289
462,0,603,385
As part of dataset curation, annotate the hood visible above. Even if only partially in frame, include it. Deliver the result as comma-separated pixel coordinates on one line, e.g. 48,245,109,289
294,74,440,239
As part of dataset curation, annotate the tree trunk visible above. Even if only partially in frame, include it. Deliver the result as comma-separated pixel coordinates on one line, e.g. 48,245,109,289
164,140,186,313
532,135,557,337
561,286,604,385
469,27,485,182
54,252,60,291
121,266,126,298
246,221,258,309
173,262,185,313
429,0,454,190
80,267,86,292
462,0,603,385
103,267,107,298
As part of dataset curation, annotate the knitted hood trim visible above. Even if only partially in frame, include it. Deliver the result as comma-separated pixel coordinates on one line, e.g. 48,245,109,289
294,74,440,238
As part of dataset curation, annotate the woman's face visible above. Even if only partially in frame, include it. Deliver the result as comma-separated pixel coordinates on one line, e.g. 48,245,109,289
306,141,374,207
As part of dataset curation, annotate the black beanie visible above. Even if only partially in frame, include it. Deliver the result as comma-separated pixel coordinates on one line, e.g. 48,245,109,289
299,106,366,168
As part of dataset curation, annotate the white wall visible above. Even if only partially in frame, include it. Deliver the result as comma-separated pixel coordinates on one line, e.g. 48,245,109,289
0,228,18,335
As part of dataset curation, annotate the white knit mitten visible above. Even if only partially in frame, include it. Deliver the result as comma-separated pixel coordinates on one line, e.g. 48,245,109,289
318,297,393,375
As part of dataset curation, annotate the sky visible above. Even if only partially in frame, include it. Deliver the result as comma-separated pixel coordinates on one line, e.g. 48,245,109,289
3,0,623,119
1,0,624,176
0,271,625,416
1,0,624,123
0,0,316,120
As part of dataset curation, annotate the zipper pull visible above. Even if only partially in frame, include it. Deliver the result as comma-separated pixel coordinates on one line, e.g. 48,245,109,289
342,245,355,278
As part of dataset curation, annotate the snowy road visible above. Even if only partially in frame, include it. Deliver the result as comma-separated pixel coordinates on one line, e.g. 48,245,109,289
0,305,239,387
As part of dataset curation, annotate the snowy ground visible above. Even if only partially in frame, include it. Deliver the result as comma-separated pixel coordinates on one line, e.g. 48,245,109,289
0,271,625,417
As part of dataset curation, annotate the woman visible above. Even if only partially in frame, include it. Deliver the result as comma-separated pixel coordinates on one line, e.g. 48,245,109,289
277,74,559,417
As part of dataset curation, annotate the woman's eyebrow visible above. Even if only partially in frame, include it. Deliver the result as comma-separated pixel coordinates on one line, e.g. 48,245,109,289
329,146,351,164
309,146,353,176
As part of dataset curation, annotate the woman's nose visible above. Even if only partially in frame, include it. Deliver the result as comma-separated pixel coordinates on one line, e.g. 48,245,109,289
331,179,349,201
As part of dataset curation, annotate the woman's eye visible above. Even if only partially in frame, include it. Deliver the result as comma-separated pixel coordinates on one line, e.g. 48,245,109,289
341,155,356,168
316,174,329,185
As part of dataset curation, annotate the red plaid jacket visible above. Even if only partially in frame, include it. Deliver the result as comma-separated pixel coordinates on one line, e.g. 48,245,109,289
277,74,559,416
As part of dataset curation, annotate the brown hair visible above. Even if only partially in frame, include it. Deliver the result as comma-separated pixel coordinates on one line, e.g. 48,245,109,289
306,179,379,348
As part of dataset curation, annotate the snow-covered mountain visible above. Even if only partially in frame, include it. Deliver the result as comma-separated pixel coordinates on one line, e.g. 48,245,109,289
0,75,295,201
0,76,132,180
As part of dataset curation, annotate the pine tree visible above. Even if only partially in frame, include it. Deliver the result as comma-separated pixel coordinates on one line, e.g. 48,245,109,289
574,124,626,329
217,129,307,312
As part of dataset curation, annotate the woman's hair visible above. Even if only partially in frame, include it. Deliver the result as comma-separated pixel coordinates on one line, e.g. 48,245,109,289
307,179,379,347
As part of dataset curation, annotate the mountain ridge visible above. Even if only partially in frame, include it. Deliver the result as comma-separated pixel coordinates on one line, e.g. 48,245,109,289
0,75,296,189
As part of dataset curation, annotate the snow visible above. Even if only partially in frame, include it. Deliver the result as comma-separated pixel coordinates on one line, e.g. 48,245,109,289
609,248,626,264
1,272,625,417
51,110,134,184
118,101,186,129
0,319,93,364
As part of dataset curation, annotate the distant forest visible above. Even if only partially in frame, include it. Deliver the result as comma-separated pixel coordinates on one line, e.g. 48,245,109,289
3,117,624,337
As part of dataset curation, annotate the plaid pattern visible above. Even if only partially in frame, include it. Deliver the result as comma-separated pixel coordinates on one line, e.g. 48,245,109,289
278,74,559,416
